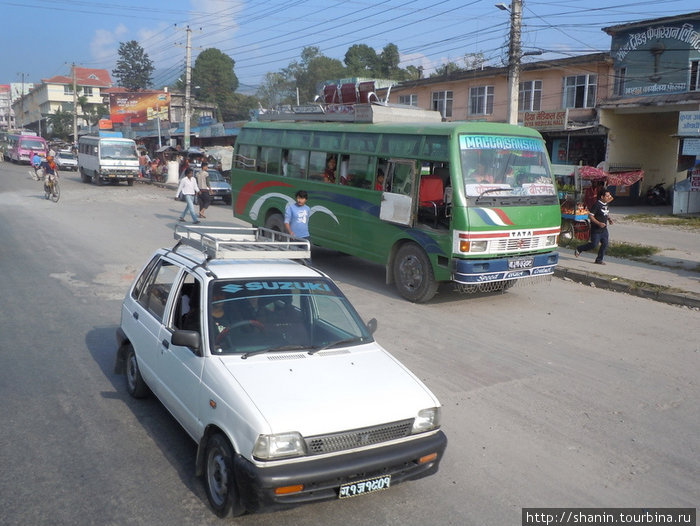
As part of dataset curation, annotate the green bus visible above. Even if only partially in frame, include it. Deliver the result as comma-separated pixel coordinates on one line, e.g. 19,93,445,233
231,119,560,302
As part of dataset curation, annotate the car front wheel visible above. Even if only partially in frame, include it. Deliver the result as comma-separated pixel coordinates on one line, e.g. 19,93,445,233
204,433,244,517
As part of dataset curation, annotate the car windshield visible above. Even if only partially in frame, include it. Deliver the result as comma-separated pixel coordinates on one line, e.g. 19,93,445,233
208,278,372,356
206,169,225,182
459,134,556,198
58,152,75,160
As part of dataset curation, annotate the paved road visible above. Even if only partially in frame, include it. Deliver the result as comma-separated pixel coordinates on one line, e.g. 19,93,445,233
0,162,697,526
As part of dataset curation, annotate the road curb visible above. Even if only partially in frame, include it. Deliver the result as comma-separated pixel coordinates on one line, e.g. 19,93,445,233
554,267,700,310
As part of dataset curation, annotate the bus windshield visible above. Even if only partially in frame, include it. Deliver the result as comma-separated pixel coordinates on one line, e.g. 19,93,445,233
19,138,46,151
100,140,138,160
459,134,556,198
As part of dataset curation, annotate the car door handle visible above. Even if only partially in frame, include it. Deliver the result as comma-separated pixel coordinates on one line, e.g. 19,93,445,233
132,311,139,320
161,339,169,349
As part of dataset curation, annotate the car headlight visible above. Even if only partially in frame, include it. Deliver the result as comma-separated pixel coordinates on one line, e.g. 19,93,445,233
253,432,306,460
412,407,441,434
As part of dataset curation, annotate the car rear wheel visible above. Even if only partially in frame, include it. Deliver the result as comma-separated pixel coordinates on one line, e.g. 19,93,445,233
125,345,149,398
204,433,244,517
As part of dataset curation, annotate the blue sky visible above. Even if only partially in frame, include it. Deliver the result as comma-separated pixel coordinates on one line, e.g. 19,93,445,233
0,0,694,94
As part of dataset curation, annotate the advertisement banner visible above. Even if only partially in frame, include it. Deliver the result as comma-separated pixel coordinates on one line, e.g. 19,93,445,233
109,91,170,124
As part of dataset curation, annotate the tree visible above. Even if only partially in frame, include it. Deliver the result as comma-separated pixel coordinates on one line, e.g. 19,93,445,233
47,109,73,140
191,48,243,121
112,41,154,90
257,71,296,108
377,44,401,79
344,44,378,77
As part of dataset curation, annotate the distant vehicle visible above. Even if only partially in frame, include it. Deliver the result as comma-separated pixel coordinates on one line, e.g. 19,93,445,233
180,167,232,205
78,136,139,186
55,150,78,171
8,134,48,164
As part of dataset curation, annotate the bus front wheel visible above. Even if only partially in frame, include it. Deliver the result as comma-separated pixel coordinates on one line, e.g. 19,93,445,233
264,213,285,232
393,243,438,303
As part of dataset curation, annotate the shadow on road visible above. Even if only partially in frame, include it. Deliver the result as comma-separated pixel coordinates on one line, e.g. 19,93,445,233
85,325,209,509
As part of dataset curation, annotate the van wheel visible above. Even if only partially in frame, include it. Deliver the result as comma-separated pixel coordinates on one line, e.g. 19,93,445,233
92,173,102,186
264,213,285,232
80,168,90,183
393,243,438,303
204,433,244,517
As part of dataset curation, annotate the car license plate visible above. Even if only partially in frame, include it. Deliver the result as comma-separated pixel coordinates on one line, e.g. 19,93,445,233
508,257,533,269
339,475,391,499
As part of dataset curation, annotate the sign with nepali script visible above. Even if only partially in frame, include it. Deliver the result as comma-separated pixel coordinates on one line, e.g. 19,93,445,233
679,111,700,137
523,110,568,130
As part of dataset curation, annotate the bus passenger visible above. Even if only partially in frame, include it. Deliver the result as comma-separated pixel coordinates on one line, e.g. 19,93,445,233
323,157,336,183
375,169,385,191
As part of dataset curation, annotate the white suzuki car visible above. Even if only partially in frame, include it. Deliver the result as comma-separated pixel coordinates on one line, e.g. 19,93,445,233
115,225,446,517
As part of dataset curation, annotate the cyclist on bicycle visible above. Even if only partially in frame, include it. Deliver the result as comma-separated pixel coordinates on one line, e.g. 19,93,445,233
31,151,44,179
41,155,59,194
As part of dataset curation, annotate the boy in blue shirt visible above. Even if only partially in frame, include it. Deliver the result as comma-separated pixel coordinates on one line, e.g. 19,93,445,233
284,190,311,240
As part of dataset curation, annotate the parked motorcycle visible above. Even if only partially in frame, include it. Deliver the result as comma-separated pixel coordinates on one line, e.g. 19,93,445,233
646,183,667,205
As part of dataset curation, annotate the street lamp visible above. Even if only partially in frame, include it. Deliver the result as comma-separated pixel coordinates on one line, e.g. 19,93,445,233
496,1,523,125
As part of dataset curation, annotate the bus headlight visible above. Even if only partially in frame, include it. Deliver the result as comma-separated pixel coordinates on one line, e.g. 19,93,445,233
469,241,488,252
412,407,441,434
253,432,306,460
546,235,557,246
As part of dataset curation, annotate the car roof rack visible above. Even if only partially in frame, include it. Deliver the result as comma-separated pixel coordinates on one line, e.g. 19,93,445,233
173,225,310,260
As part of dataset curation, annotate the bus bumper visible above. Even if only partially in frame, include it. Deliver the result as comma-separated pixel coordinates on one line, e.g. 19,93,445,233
453,252,559,284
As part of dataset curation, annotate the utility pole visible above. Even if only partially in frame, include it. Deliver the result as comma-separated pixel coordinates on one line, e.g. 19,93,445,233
184,26,192,150
72,64,78,144
506,0,522,125
17,72,29,130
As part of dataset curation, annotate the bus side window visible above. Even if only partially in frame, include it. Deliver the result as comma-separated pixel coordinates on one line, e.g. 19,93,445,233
287,150,308,179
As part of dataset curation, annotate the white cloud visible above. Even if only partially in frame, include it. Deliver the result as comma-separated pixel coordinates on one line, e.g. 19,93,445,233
90,24,129,65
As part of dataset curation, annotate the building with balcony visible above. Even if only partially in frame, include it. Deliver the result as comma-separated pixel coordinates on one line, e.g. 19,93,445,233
599,11,700,193
11,66,112,138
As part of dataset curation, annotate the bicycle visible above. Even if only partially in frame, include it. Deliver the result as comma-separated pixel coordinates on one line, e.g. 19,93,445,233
44,172,60,202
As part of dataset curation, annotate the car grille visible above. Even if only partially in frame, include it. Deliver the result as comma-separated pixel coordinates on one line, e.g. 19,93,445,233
305,419,414,455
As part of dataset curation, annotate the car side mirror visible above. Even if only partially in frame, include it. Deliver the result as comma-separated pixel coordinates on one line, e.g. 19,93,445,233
366,318,378,335
172,329,201,354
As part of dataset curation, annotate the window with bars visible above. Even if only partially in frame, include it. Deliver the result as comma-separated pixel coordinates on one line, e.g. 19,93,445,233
691,60,700,92
518,80,542,111
614,68,626,96
469,86,494,115
432,91,453,118
563,74,597,108
398,94,418,106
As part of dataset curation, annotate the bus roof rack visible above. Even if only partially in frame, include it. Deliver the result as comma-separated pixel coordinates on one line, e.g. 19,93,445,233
257,102,442,123
174,225,310,260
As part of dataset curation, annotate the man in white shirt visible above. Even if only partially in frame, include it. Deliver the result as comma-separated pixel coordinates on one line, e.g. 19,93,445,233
175,167,200,223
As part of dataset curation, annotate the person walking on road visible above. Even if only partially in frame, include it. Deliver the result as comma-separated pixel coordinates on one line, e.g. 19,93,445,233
196,162,212,219
575,188,614,264
175,167,200,224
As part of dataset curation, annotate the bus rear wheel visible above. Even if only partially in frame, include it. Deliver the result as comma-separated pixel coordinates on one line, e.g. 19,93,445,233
264,213,285,232
393,243,438,303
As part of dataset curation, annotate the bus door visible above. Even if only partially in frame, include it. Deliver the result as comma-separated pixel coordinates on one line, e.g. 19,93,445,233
379,159,417,226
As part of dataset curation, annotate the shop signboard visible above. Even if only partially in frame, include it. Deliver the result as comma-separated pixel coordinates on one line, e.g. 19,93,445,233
523,110,568,130
679,111,700,137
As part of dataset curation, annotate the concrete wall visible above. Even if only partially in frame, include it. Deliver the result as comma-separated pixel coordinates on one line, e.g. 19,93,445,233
600,109,682,191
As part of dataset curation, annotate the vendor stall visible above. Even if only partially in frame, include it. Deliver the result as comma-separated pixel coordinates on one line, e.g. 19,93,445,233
559,166,644,241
